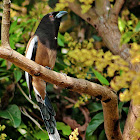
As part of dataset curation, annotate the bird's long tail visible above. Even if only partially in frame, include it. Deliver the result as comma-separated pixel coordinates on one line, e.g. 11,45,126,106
34,87,61,140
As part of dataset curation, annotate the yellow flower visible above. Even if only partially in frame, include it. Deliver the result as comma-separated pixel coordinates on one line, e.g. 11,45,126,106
119,89,131,102
81,4,92,14
69,128,79,140
0,133,7,140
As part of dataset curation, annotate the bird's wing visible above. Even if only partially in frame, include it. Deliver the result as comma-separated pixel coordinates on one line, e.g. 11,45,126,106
25,36,38,98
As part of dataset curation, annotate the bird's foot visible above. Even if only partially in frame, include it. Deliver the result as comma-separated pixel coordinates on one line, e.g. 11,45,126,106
45,66,51,70
29,94,32,99
60,72,67,77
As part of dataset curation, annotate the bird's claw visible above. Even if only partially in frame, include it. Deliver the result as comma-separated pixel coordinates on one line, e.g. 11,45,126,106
45,66,51,70
61,72,67,77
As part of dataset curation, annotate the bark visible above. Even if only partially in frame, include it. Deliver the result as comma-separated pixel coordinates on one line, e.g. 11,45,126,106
1,0,11,47
123,102,140,140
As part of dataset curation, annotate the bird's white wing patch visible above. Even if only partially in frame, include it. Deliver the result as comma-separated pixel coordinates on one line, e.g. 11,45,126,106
26,36,38,60
25,36,38,91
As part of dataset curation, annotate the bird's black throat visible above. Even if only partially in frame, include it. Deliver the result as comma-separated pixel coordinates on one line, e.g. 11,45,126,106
35,15,61,50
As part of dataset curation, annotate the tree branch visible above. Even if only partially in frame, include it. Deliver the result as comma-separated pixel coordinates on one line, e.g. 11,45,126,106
111,0,125,16
95,0,110,18
1,0,11,47
123,102,140,140
68,0,98,27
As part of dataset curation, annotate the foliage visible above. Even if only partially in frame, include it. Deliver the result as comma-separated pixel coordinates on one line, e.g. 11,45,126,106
0,125,7,140
57,122,72,136
0,104,21,128
118,9,140,44
86,112,104,138
0,0,140,139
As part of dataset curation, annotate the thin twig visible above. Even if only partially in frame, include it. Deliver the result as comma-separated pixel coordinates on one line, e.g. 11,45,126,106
20,107,44,131
17,83,40,110
64,96,90,132
30,111,44,122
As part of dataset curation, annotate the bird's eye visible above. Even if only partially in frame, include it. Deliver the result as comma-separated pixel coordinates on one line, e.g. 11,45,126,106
49,15,54,18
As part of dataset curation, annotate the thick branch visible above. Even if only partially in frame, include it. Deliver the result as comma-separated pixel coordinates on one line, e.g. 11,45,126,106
68,0,98,27
0,47,114,99
95,0,111,18
123,102,140,140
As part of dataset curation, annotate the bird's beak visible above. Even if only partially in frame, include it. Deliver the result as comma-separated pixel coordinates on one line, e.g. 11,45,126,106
55,11,68,19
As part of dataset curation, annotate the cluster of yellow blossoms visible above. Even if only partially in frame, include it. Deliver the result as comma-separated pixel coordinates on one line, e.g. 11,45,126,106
0,125,7,140
55,0,75,11
69,128,79,140
64,33,140,106
74,94,91,107
55,0,94,14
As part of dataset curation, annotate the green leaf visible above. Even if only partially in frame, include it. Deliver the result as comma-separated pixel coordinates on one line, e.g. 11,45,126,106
120,120,125,132
92,68,109,85
58,38,65,47
58,33,65,47
17,122,27,135
118,102,124,110
57,122,72,136
121,31,133,44
86,112,104,138
98,130,107,140
86,135,97,140
92,35,102,41
118,18,126,33
0,104,21,128
9,20,18,34
120,70,123,76
0,67,11,79
123,107,129,115
88,102,102,113
0,75,10,80
9,35,16,49
14,69,22,83
34,130,49,140
135,21,140,32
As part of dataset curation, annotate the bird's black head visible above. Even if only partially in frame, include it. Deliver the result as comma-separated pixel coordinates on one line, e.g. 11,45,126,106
35,11,67,47
45,11,68,21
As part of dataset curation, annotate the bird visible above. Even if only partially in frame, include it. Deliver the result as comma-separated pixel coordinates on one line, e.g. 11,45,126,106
25,11,68,140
